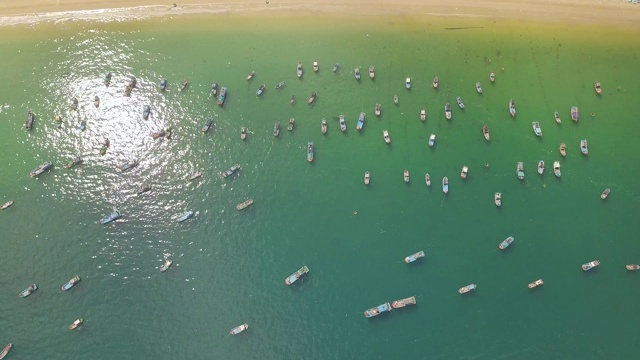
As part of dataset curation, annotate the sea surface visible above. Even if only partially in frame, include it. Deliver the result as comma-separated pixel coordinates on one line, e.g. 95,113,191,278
1,13,639,360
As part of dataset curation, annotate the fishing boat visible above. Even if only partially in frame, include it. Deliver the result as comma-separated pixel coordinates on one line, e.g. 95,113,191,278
458,284,477,294
100,210,121,224
256,84,265,96
94,95,100,108
143,105,151,120
482,125,490,141
393,95,399,105
176,211,193,223
321,118,327,134
99,145,108,155
476,81,482,94
532,121,542,137
19,284,38,298
456,96,464,109
55,114,62,123
356,112,365,130
179,79,188,92
594,81,602,95
442,177,449,194
537,160,544,175
354,68,361,80
160,258,172,272
290,95,295,104
383,130,390,144
209,81,218,97
313,60,319,72
405,77,411,89
246,70,255,81
333,63,339,72
297,62,303,78
0,344,12,359
404,250,425,264
582,260,600,271
460,166,468,179
425,173,431,187
69,319,83,330
420,109,426,121
391,296,416,309
61,275,80,291
241,127,247,140
104,72,112,86
364,171,370,185
626,265,640,271
307,91,317,104
230,323,249,335
490,72,495,83
236,199,254,211
404,170,409,183
119,159,138,172
601,188,610,200
188,172,202,181
432,76,439,89
151,129,165,139
509,99,516,117
516,162,525,180
307,142,314,162
125,77,137,96
25,110,34,130
528,279,544,289
217,87,227,106
78,119,86,131
64,156,83,169
554,111,561,124
571,106,579,122
220,164,241,178
285,265,310,285
553,161,561,177
160,79,167,91
202,118,213,133
71,97,78,110
137,183,151,195
375,103,381,116
287,117,295,131
495,192,502,207
275,81,285,89
364,302,392,318
559,143,567,157
339,115,346,132
445,103,452,120
369,65,375,78
499,236,514,250
30,161,53,177
1,201,14,210
580,139,588,155
273,121,280,137
428,134,436,147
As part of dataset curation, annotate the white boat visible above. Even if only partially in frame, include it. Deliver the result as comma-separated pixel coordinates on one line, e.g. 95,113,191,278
517,162,525,180
537,160,544,175
553,161,561,177
354,68,361,80
404,251,425,264
532,122,542,137
420,109,426,121
393,95,398,105
425,173,431,187
490,72,495,83
580,139,588,155
476,81,482,94
375,103,381,116
460,166,468,179
364,171,370,185
230,323,249,335
459,284,477,294
442,177,449,194
494,192,501,207
383,130,390,144
456,96,464,109
582,260,600,271
404,170,409,183
432,76,439,89
405,77,411,89
297,62,303,78
369,65,375,79
339,115,346,132
444,103,452,120
1,201,14,210
528,279,544,289
313,60,319,72
321,118,327,134
428,134,435,147
509,99,516,117
554,111,561,124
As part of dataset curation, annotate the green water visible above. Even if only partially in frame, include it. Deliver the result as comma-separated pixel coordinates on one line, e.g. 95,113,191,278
1,14,639,359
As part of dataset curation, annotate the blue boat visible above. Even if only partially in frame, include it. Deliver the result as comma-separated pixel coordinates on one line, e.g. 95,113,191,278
404,250,425,264
176,211,193,223
143,105,151,120
78,119,86,131
119,159,138,172
356,112,365,131
160,79,167,91
405,77,411,89
442,176,449,194
364,302,392,318
220,164,240,178
354,68,361,80
61,275,80,291
217,87,227,106
202,118,213,133
285,265,309,285
100,210,121,224
19,284,38,298
30,161,52,177
104,72,112,86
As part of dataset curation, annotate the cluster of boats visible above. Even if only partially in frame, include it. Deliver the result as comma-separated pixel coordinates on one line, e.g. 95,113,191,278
364,296,417,318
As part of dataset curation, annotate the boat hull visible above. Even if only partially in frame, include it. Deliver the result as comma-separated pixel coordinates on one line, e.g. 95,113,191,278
391,296,416,309
364,302,391,318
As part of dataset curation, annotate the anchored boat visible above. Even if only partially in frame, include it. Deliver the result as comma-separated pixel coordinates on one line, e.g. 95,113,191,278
230,323,249,335
517,162,525,180
495,192,502,207
532,121,542,137
420,109,426,121
356,112,365,130
554,111,561,124
339,115,346,132
188,172,201,181
354,68,361,80
404,251,425,264
428,134,436,147
383,130,390,144
375,103,381,116
364,171,370,185
553,161,561,177
246,70,255,81
499,236,514,250
307,142,314,162
509,99,516,117
594,81,602,95
297,62,303,78
537,160,544,175
69,319,83,330
364,302,392,318
287,117,295,131
432,76,439,89
160,258,173,272
100,210,121,225
444,103,452,120
476,81,482,94
1,201,14,210
285,265,309,285
404,170,409,183
273,121,280,137
104,72,112,86
391,296,416,309
490,72,495,83
61,275,81,291
559,143,567,157
30,161,53,177
425,173,431,187
459,284,477,294
442,177,449,194
241,127,247,140
369,65,374,78
313,60,319,72
176,211,193,223
321,119,327,134
571,106,579,122
460,166,468,179
601,188,610,200
456,96,464,109
528,279,544,289
307,91,317,104
580,139,588,155
160,79,167,91
626,265,639,271
143,105,151,120
405,77,411,89
582,260,600,271
202,118,213,133
64,156,83,169
1,344,13,359
19,284,38,298
217,87,227,106
220,164,241,178
256,84,265,96
482,125,490,141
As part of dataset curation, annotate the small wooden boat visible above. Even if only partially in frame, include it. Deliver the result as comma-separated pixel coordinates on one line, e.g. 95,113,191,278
69,319,83,330
290,95,295,105
285,265,309,285
580,139,588,155
160,79,167,91
160,258,173,272
78,119,87,131
287,117,295,131
313,60,319,72
104,72,112,86
571,106,579,122
178,79,188,92
339,115,346,132
220,164,241,178
64,156,83,169
460,166,468,179
499,236,514,250
0,344,12,360
236,199,254,211
275,81,285,89
459,284,477,294
482,125,490,141
404,251,425,264
297,62,303,78
420,109,426,121
364,302,392,318
307,142,314,162
246,70,255,81
364,171,370,185
151,129,165,139
1,201,14,210
456,96,464,109
321,118,327,134
356,112,365,130
333,63,339,72
553,161,561,177
307,91,317,104
444,103,452,120
626,264,639,271
210,81,218,96
71,98,78,110
554,111,561,124
601,188,610,200
537,160,544,175
369,65,375,78
137,183,151,195
241,127,247,140
383,130,390,144
143,105,151,120
100,210,121,224
61,275,81,291
354,68,361,80
432,76,439,89
405,77,411,89
274,121,280,137
125,77,136,96
94,95,100,108
375,103,381,116
476,81,482,94
30,161,53,177
230,323,249,335
489,72,495,83
256,84,265,96
517,162,525,180
509,99,516,117
391,296,416,309
217,87,227,106
582,260,600,271
393,95,399,105
428,134,436,147
202,118,213,133
19,284,38,298
25,110,34,130
55,114,62,123
495,192,501,207
532,121,542,137
404,170,409,183
99,145,108,155
188,172,201,181
594,81,602,95
528,279,544,289
442,177,449,194
119,159,138,172
559,143,567,157
425,173,431,187
176,211,193,223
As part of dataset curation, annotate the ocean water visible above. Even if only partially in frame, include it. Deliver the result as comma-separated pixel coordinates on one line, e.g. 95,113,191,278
1,14,639,360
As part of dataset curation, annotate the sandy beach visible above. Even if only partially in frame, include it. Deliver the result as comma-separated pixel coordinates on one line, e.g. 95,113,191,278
1,0,639,28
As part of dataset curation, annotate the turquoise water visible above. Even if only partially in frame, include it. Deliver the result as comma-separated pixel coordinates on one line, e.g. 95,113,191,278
1,14,640,359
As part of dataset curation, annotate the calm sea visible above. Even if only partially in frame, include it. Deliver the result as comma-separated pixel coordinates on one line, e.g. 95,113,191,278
0,13,639,360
